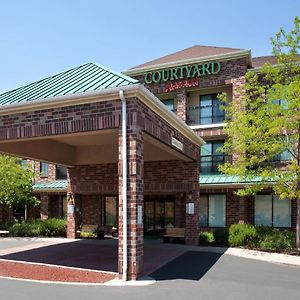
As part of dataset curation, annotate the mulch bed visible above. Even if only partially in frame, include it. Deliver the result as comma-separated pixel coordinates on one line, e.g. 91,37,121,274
0,260,116,283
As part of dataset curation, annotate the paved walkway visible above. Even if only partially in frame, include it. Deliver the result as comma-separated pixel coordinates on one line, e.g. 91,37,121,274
1,237,300,284
0,238,185,283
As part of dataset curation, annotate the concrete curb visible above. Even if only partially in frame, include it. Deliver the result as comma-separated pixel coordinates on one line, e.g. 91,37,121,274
225,247,300,267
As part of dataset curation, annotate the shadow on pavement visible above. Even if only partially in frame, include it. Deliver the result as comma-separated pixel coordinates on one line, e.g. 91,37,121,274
150,250,226,281
1,239,119,273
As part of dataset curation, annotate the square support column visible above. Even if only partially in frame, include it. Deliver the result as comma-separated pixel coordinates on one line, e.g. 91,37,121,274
40,194,50,220
176,89,187,122
185,162,200,245
66,192,77,239
118,125,144,281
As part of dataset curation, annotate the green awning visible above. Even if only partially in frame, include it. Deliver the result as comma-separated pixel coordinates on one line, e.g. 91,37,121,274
200,174,273,185
33,180,67,191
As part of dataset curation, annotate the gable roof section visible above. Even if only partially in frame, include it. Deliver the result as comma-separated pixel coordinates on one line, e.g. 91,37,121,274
129,45,245,70
0,62,138,107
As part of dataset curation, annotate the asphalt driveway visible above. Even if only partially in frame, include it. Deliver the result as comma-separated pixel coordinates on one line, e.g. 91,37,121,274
0,241,300,300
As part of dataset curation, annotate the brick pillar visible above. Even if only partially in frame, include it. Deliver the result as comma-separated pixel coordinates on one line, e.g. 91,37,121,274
176,89,187,122
40,194,50,220
231,76,246,163
185,162,200,245
238,196,247,224
175,193,185,228
66,192,76,239
118,125,144,280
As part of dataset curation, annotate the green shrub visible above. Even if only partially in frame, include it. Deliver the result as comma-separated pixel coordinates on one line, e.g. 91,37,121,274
229,223,256,247
0,219,18,230
9,222,39,237
199,231,214,244
40,218,66,237
258,229,295,251
213,228,229,246
9,218,66,237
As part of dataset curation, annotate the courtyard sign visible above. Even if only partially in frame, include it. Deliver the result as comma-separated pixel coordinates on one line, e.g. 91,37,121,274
144,61,221,84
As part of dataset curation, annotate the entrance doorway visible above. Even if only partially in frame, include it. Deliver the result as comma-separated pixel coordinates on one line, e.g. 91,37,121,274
144,196,175,235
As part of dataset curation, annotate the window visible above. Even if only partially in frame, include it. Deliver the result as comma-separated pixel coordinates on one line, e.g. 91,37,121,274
40,162,49,177
56,165,67,180
255,195,291,227
200,140,226,174
162,99,175,112
200,194,226,227
105,196,117,226
200,94,224,125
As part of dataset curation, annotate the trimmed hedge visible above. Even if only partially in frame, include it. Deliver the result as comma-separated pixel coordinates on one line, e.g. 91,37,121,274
9,218,66,237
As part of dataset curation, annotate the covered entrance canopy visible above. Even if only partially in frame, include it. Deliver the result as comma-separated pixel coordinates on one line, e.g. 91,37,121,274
0,63,203,280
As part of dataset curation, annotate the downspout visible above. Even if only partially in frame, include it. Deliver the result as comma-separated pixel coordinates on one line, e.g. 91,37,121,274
119,90,128,281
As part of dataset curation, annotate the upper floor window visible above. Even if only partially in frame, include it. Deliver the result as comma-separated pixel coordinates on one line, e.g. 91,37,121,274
200,94,224,125
200,140,226,174
40,162,49,177
56,165,67,180
162,99,175,112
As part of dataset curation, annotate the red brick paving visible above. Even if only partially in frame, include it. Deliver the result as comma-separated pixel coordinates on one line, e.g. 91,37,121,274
0,260,116,283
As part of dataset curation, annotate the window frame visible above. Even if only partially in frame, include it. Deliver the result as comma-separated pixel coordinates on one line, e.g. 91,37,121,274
199,194,226,228
161,98,175,112
55,165,68,180
254,194,291,228
40,162,49,178
199,94,225,125
200,140,226,174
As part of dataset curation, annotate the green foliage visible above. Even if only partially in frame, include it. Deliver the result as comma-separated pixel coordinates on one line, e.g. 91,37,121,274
219,17,300,248
9,218,66,237
213,228,229,245
0,155,39,208
9,222,39,237
219,17,300,199
258,229,295,251
199,231,215,244
229,223,257,247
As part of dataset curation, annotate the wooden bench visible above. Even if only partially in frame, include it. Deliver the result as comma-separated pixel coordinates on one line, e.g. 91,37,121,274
0,230,9,237
163,227,185,243
77,225,105,239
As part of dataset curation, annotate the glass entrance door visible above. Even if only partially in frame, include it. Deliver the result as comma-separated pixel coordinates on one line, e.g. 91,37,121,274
144,198,175,233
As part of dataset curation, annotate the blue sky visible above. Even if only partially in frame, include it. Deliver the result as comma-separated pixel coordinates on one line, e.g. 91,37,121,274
0,0,299,93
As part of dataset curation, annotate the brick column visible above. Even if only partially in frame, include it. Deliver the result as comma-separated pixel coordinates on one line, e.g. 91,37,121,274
231,76,246,163
118,125,144,280
40,194,50,220
185,162,200,245
176,89,187,122
66,192,76,239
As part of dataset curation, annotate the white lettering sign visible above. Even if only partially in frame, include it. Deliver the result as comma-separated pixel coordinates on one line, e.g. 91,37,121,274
172,137,184,151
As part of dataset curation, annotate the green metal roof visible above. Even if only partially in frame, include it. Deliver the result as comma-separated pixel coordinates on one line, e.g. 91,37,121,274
0,62,138,107
200,174,274,185
33,180,67,191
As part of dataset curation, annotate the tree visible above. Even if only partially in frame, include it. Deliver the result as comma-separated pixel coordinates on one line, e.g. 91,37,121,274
0,155,39,220
219,16,300,249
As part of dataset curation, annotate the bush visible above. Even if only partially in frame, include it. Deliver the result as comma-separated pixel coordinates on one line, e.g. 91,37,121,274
40,218,66,237
228,223,256,247
257,228,295,251
9,222,39,237
213,228,229,246
9,218,66,237
199,232,214,244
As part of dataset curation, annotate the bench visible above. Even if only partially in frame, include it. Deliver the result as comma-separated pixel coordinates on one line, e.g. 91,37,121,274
77,225,105,239
0,230,9,237
163,227,185,243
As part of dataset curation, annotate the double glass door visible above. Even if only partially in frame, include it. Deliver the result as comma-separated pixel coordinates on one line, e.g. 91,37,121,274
144,199,175,233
